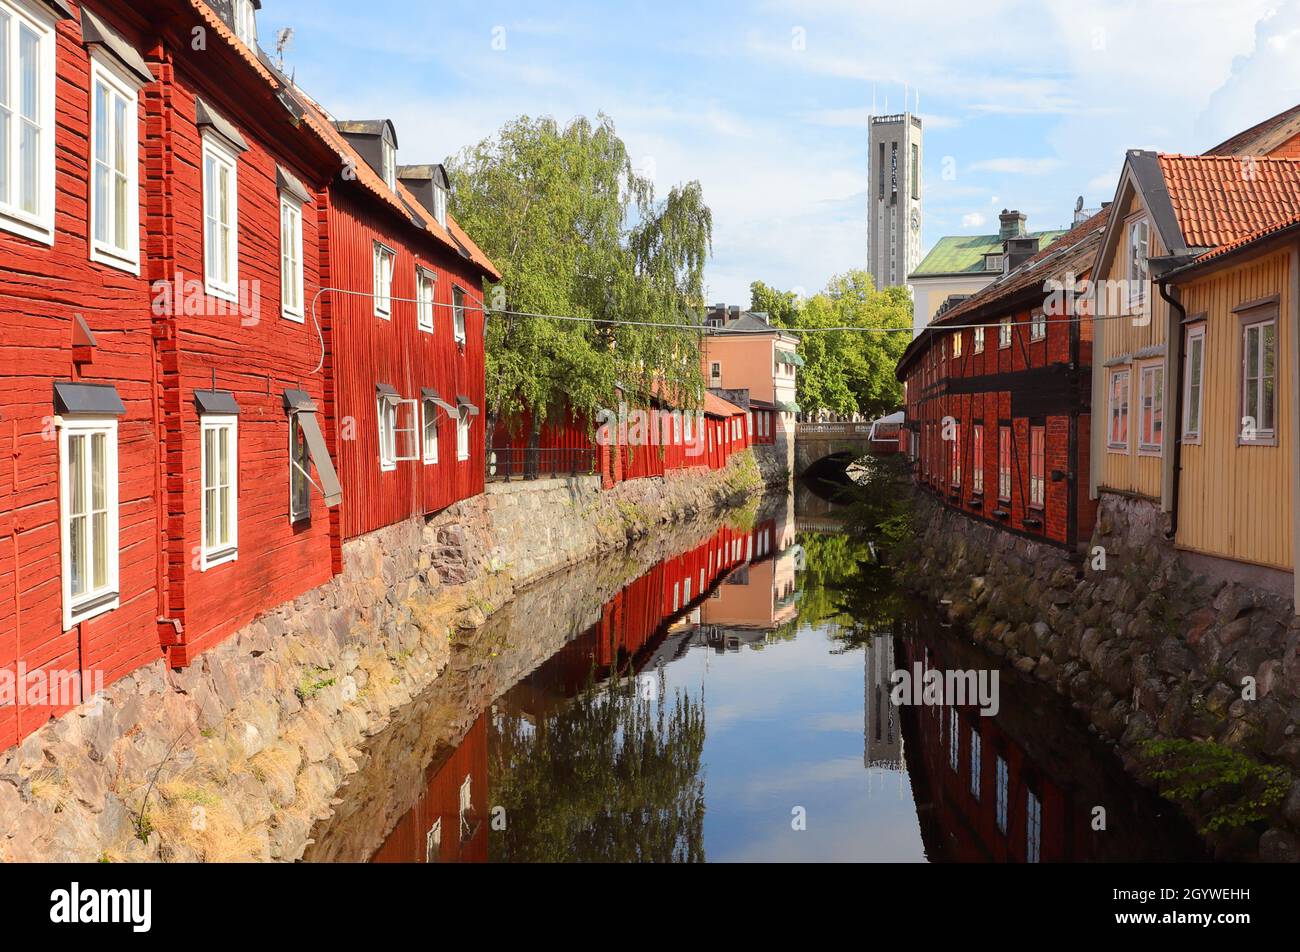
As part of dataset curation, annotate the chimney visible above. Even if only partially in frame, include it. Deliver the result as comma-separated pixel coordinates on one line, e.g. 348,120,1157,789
1004,236,1040,271
998,209,1027,241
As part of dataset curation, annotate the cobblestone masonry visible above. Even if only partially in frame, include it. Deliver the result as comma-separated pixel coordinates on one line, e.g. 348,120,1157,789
0,453,762,862
900,490,1300,861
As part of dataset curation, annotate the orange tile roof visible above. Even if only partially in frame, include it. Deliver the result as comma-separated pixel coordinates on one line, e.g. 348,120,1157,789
702,391,744,418
191,1,500,282
1158,153,1300,250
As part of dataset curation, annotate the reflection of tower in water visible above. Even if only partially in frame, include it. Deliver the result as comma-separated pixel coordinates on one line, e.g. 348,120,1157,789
864,636,903,772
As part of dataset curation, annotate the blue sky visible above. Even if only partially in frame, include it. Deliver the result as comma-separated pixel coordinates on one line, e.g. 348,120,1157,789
260,0,1298,304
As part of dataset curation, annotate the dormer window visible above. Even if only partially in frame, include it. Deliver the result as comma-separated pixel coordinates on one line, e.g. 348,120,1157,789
381,127,396,191
233,0,257,47
432,183,448,228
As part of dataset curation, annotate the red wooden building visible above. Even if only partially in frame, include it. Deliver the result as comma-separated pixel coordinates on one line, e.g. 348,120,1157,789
896,210,1107,551
0,0,501,745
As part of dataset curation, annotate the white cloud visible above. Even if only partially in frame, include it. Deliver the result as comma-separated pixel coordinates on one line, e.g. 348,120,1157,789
969,157,1064,175
960,212,987,228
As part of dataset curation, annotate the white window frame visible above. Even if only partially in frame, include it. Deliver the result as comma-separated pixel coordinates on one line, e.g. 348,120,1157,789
1029,307,1046,341
289,412,311,524
972,424,984,494
1240,310,1277,444
997,425,1011,501
995,755,1009,834
0,0,56,244
1026,789,1042,863
202,133,240,303
951,330,962,358
279,193,305,322
377,394,419,470
380,127,396,191
969,729,981,801
948,709,959,771
233,0,257,47
1138,361,1164,456
199,414,238,571
416,267,436,333
1183,323,1205,444
88,52,141,274
456,407,470,461
373,242,395,318
425,817,442,863
59,416,120,630
431,184,448,228
459,773,472,840
973,326,985,354
1029,424,1045,508
1127,216,1150,306
452,285,467,344
422,397,439,465
1107,368,1130,452
998,316,1012,349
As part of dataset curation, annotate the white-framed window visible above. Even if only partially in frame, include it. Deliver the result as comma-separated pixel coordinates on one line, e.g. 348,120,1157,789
373,242,395,318
425,817,442,863
969,729,981,801
998,425,1011,501
1138,362,1164,455
0,0,55,244
89,54,140,272
422,396,438,464
972,424,984,494
60,417,120,629
202,134,239,302
233,0,257,47
452,285,467,344
279,194,304,321
998,316,1012,349
416,267,436,333
951,422,961,487
710,361,721,383
1029,424,1045,508
380,125,396,191
1241,311,1277,443
973,326,985,354
289,412,310,524
948,709,959,771
1107,368,1130,451
377,393,419,470
1030,307,1046,341
1184,324,1205,443
1026,789,1042,863
431,183,448,228
456,407,470,461
995,755,1009,834
1127,217,1150,305
951,330,962,358
200,415,238,570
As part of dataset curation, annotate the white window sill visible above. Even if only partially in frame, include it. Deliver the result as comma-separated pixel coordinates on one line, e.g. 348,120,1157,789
423,455,438,466
457,454,469,462
282,308,306,324
418,323,434,335
375,310,392,321
0,209,55,246
380,460,397,472
1137,445,1162,457
90,242,140,276
206,280,240,305
1106,444,1129,454
65,593,121,631
200,548,238,572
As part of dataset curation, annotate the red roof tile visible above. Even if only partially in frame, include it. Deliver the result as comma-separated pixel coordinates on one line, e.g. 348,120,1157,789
1158,153,1300,249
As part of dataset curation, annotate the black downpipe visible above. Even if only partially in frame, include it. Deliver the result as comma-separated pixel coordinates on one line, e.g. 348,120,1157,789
1158,278,1187,540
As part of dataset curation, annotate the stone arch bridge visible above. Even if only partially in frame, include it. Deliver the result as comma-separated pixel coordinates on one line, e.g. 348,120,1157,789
794,421,878,477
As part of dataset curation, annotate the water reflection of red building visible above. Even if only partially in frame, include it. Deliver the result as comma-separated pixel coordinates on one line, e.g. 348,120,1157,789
371,714,489,863
898,635,1204,863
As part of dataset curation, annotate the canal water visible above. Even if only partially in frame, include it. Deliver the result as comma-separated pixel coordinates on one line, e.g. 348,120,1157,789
304,483,1207,863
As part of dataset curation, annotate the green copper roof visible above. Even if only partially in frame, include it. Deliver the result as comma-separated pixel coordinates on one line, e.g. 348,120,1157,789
911,229,1068,277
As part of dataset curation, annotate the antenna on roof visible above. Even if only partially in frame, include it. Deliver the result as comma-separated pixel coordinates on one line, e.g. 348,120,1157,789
1075,195,1085,214
275,27,294,73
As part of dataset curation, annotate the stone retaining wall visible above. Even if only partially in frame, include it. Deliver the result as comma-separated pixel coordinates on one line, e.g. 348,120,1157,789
900,490,1300,861
0,453,763,862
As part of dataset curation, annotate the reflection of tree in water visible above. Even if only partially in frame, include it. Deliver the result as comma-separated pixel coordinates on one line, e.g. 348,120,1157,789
489,671,706,862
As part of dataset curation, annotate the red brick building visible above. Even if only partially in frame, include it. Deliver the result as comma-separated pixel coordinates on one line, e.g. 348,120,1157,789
896,209,1108,551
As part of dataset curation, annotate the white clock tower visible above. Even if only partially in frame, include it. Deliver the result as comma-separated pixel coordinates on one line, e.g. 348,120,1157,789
867,111,923,290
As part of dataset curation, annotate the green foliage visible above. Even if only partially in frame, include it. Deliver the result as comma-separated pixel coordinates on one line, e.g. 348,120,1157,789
1139,738,1290,833
751,270,912,418
489,672,706,862
447,114,712,425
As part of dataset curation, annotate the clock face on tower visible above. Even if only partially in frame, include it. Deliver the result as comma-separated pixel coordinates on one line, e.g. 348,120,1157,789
910,210,920,233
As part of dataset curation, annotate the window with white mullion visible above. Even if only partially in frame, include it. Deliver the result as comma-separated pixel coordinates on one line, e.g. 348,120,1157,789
202,135,239,301
452,285,466,343
1183,325,1205,442
0,0,55,243
1241,315,1277,442
280,195,304,320
373,242,395,318
61,418,120,629
422,397,439,464
417,268,436,332
456,407,470,461
200,415,238,569
90,55,140,271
